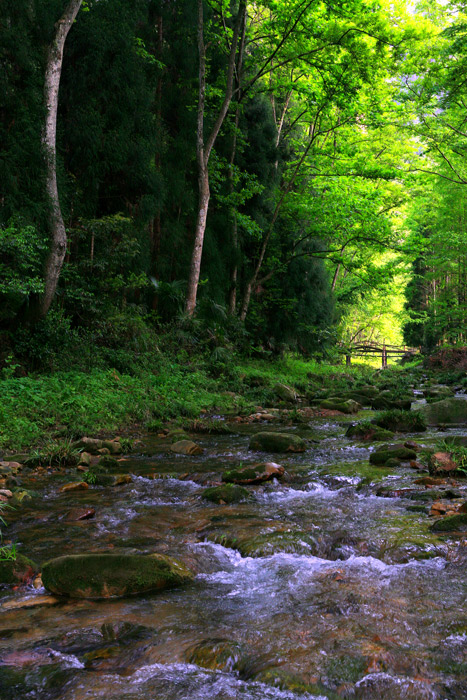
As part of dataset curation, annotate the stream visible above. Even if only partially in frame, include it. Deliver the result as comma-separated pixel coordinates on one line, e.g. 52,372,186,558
0,409,466,699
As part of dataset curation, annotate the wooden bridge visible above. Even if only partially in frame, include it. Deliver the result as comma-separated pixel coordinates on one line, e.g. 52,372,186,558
340,342,419,368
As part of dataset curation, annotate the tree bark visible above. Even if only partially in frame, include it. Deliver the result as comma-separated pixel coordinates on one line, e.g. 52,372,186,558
185,0,246,317
40,0,82,319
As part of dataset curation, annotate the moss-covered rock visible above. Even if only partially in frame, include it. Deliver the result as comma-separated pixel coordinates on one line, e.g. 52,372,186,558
222,462,284,485
0,553,38,586
170,440,204,456
346,423,394,441
201,484,251,504
249,432,306,453
320,398,362,414
430,513,467,532
236,530,319,557
97,455,119,470
373,409,426,433
371,397,413,411
420,397,467,426
369,444,417,465
273,383,296,402
41,553,193,599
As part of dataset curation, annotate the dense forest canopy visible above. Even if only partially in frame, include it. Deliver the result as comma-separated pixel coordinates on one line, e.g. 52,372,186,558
1,0,466,368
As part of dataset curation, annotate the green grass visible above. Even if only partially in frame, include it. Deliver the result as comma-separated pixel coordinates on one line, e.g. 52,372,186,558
0,353,421,452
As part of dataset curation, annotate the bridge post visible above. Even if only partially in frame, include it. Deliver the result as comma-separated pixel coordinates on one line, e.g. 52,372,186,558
346,354,351,367
382,343,387,368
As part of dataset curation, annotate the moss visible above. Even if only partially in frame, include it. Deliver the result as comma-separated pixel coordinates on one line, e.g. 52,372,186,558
201,484,251,504
430,514,467,532
374,409,426,432
186,639,243,671
41,553,193,599
325,654,367,683
346,422,394,441
222,467,259,483
237,530,319,557
369,445,417,465
0,553,38,586
97,455,119,469
249,431,306,453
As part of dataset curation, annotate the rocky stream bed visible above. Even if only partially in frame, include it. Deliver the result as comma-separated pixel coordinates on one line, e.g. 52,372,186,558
0,390,466,699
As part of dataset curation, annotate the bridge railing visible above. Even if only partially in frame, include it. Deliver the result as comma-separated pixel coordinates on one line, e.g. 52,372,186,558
338,342,419,368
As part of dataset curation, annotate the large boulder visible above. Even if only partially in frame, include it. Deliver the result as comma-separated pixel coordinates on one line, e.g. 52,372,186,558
419,397,467,426
369,443,417,466
222,462,284,485
41,553,193,599
249,432,307,453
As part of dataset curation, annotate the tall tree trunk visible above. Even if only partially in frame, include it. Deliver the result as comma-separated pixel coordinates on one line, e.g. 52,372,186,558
40,0,82,319
185,0,246,317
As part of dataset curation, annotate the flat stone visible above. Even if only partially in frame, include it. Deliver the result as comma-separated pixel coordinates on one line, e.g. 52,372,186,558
66,507,96,521
60,482,89,493
2,595,61,610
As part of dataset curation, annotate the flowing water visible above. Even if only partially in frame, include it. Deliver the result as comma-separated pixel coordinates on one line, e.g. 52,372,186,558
1,412,466,699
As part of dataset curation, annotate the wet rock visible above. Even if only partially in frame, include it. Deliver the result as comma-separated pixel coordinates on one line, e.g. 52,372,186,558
170,440,204,456
419,397,467,425
414,476,448,486
346,423,394,441
369,444,417,465
1,595,60,610
201,484,251,504
428,452,459,476
97,454,119,469
9,488,35,507
66,507,96,521
59,481,89,493
237,530,319,557
273,383,296,402
430,513,467,532
371,397,413,410
423,384,454,400
78,452,92,467
222,462,284,485
186,638,243,671
0,554,39,586
254,668,320,695
249,431,306,453
41,553,193,599
320,398,362,414
353,672,438,700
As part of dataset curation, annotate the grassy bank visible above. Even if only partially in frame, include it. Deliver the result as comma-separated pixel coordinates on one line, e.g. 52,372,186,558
0,354,397,452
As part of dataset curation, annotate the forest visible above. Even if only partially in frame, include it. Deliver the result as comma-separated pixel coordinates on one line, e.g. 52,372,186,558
1,3,467,700
2,0,467,371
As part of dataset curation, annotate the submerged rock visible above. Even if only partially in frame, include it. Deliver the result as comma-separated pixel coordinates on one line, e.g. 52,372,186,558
41,553,193,599
201,484,251,504
249,431,306,453
222,462,284,485
0,554,38,586
170,440,204,456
